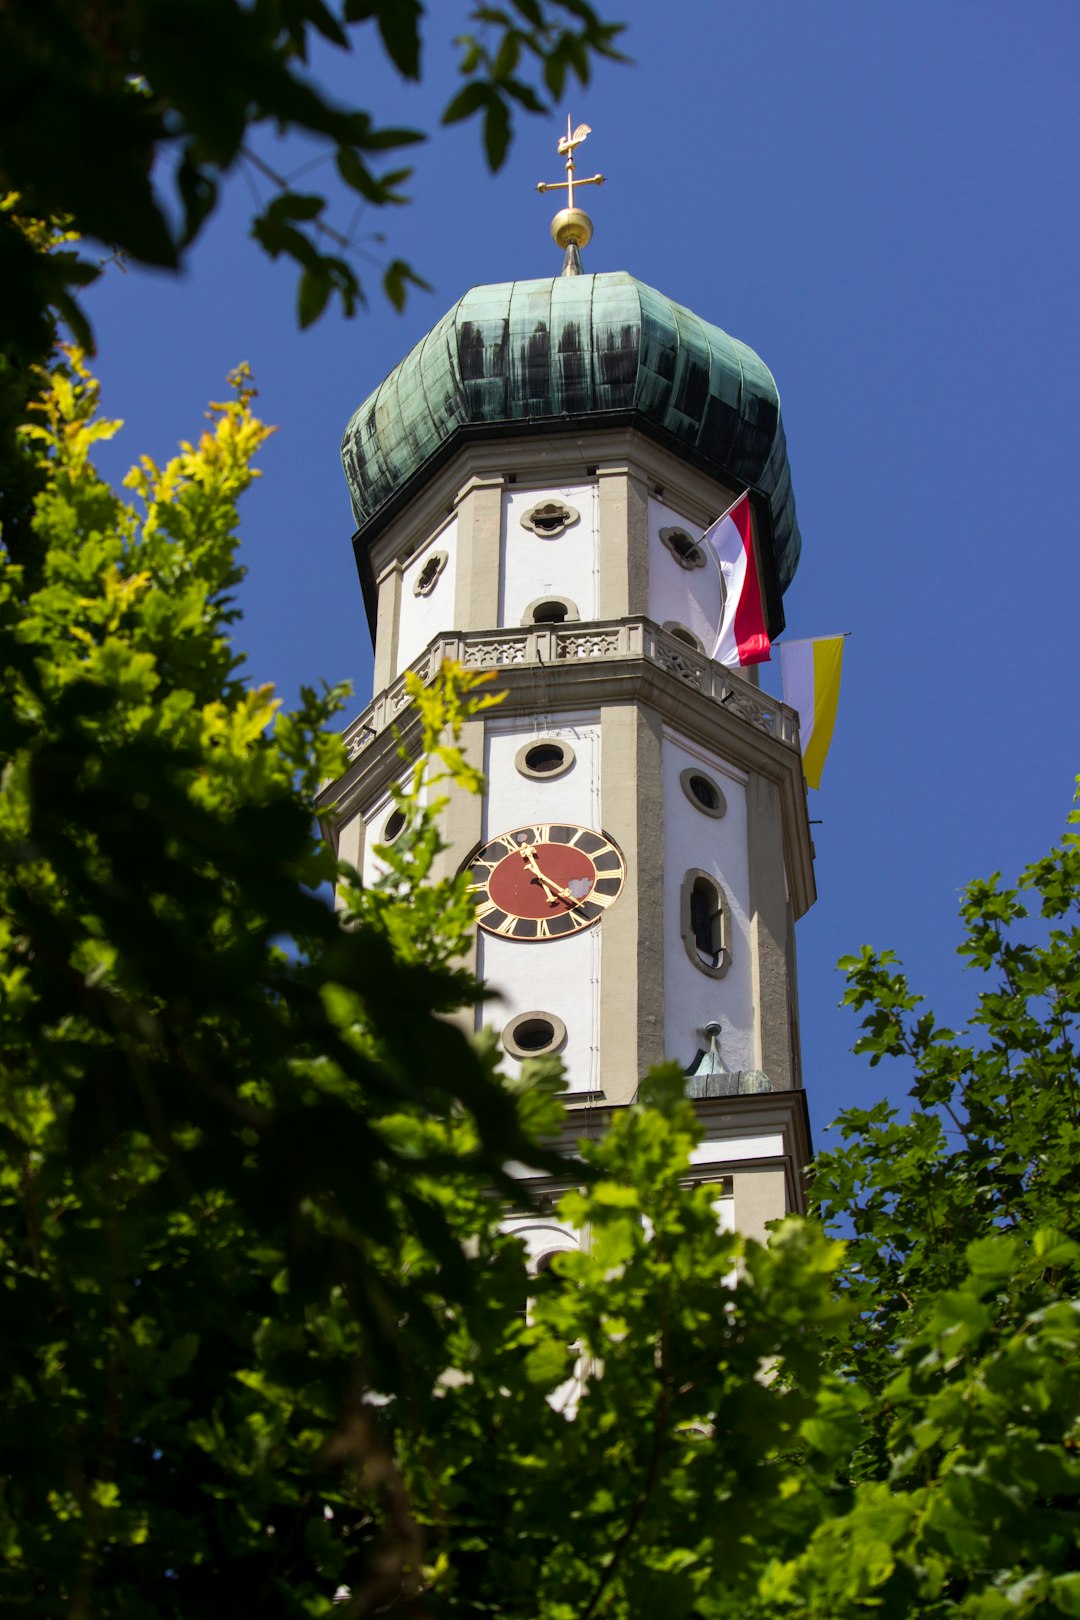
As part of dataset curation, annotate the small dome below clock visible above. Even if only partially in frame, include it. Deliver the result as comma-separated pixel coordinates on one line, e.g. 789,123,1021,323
341,271,802,593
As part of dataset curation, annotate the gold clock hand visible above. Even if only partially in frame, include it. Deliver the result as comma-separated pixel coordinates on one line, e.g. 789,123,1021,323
520,847,567,902
521,846,588,907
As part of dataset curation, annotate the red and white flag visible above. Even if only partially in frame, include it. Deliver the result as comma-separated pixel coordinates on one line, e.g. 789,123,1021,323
703,492,771,667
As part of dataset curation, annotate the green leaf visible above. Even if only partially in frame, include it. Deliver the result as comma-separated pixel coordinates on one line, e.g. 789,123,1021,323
297,265,332,328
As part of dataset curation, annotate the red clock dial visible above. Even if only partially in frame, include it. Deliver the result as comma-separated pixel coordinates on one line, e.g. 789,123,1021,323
464,823,626,941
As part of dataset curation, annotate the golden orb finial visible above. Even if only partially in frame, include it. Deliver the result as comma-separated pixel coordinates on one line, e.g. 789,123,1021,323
536,115,604,271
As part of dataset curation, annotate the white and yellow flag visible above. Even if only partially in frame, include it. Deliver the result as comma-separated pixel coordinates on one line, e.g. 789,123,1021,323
778,636,845,790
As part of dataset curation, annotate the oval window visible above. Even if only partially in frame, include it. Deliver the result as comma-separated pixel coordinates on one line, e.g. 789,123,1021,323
525,743,565,773
382,807,406,842
679,766,727,819
514,737,576,781
502,1010,568,1059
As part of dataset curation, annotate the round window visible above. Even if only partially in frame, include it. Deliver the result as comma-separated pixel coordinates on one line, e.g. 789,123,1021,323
679,766,727,819
526,743,565,773
382,807,407,842
502,1010,568,1060
514,737,576,781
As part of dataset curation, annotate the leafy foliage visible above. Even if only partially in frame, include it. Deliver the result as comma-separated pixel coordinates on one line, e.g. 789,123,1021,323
797,789,1080,1618
0,352,562,1614
338,662,505,973
385,1092,853,1619
2,344,1078,1615
0,0,625,354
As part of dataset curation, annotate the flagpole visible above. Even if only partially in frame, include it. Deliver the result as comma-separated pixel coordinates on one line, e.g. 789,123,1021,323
703,488,751,532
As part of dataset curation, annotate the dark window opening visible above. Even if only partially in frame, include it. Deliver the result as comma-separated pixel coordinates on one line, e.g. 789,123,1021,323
513,1017,556,1052
524,743,566,774
689,774,720,811
532,511,566,534
690,877,720,967
532,600,569,624
660,525,705,569
383,807,407,842
672,532,703,564
412,549,448,597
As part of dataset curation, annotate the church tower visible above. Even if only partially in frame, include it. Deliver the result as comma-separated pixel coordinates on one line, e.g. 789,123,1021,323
317,129,814,1244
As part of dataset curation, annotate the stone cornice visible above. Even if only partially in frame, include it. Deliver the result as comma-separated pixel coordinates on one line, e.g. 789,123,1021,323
316,617,817,917
511,1088,814,1217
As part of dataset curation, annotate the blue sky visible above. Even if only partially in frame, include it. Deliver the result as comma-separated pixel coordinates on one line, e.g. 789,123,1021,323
83,0,1080,1146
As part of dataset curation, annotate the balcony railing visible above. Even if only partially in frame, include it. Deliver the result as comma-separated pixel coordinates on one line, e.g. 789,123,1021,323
340,618,800,762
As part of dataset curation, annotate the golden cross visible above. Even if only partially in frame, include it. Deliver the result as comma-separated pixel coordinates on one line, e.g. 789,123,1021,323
536,115,605,212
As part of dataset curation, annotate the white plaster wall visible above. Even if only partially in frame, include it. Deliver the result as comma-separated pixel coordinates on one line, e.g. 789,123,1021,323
394,516,459,676
477,712,603,1096
661,730,754,1072
646,496,724,653
499,483,599,628
361,770,422,888
482,712,601,832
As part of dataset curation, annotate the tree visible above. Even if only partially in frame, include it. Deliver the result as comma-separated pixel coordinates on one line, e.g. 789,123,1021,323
0,348,565,1614
780,791,1080,1619
3,343,1078,1617
0,0,624,362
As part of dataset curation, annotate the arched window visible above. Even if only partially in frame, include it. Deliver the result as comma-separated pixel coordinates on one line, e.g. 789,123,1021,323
680,869,731,978
662,621,704,653
521,595,579,627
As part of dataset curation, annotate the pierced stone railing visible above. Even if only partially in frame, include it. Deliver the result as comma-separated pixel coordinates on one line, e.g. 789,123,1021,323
340,619,800,762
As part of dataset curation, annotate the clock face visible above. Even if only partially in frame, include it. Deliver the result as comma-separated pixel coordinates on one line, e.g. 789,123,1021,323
465,823,626,940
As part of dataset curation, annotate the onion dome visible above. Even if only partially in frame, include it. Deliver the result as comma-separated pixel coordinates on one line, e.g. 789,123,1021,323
342,271,801,597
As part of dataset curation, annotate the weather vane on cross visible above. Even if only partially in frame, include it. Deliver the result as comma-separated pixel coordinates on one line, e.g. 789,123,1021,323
537,115,604,260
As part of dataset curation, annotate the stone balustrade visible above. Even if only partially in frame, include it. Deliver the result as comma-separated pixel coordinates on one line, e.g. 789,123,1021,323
340,618,801,762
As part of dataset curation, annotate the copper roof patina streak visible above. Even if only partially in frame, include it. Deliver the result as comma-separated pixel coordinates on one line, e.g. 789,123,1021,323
341,271,803,600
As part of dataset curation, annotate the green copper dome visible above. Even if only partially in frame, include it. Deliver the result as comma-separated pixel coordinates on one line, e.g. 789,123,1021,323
342,271,801,598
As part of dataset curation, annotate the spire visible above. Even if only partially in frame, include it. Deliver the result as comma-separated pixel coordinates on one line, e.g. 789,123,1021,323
536,115,604,271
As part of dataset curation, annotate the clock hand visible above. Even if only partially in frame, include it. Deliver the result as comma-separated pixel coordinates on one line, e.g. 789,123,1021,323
519,845,589,907
520,847,570,902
